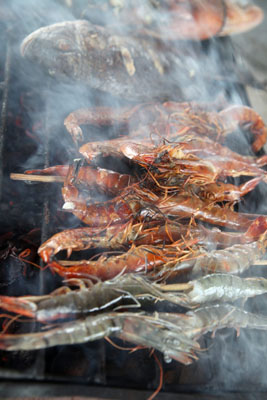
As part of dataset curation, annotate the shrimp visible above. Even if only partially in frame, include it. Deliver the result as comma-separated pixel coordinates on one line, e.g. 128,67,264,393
26,164,136,196
38,215,267,264
156,193,253,230
176,274,267,308
183,304,267,340
48,242,188,281
170,238,267,276
194,177,261,203
61,182,156,227
0,274,182,323
63,98,267,151
0,311,199,364
121,141,267,184
2,306,267,365
166,103,267,152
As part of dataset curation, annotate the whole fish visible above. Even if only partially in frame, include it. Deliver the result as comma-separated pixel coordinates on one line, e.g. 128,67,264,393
20,20,241,101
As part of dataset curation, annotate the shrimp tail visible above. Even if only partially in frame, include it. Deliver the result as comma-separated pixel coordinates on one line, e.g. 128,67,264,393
243,216,267,242
0,295,36,319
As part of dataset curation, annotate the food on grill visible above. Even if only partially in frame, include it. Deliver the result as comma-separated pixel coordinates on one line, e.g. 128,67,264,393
0,310,200,364
20,18,264,101
27,164,136,196
0,274,185,323
2,304,267,367
176,273,267,307
82,0,263,40
83,0,226,40
20,20,187,101
65,102,267,152
7,98,267,369
2,2,267,396
170,239,267,276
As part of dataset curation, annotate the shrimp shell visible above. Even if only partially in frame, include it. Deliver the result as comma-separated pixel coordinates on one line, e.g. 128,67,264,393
0,274,183,323
184,304,267,339
172,240,266,276
184,274,267,307
0,311,199,364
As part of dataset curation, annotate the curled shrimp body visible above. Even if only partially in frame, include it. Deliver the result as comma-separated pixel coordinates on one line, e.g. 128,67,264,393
48,244,181,281
38,221,178,263
27,164,135,196
61,184,149,227
195,177,261,203
65,100,267,153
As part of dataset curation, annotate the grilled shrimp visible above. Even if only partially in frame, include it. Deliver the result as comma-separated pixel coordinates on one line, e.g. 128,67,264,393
61,182,156,227
194,177,261,203
156,193,253,230
170,239,267,276
66,101,267,152
48,242,188,281
38,216,267,264
26,164,136,196
121,141,267,184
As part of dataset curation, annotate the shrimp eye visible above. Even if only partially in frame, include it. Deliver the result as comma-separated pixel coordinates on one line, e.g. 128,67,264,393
57,40,71,51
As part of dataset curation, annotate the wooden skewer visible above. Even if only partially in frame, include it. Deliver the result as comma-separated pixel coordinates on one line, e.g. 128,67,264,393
58,260,86,266
10,173,64,183
160,283,192,291
58,258,267,267
58,259,267,268
251,260,267,265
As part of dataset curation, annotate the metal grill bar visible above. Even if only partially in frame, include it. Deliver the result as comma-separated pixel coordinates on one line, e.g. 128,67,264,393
0,41,11,200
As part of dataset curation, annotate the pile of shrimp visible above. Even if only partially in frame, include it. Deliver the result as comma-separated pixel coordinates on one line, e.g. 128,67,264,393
3,98,267,366
30,100,267,281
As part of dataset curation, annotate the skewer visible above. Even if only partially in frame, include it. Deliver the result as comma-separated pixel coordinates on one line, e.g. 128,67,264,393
10,173,64,183
58,259,267,267
160,283,192,291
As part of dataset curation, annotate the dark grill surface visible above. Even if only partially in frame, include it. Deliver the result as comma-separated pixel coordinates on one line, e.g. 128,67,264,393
0,2,267,398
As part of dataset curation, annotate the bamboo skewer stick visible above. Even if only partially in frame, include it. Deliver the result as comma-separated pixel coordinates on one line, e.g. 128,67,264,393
57,259,267,267
160,283,192,291
10,173,64,183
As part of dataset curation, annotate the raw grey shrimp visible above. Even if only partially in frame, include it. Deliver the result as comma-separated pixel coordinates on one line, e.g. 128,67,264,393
0,274,183,323
175,274,267,308
0,311,199,365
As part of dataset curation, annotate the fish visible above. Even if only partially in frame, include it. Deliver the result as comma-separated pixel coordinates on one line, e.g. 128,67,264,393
20,19,241,101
